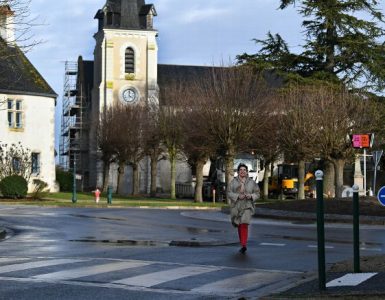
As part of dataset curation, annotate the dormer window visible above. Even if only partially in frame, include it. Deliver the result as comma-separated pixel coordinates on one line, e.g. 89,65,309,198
125,47,135,73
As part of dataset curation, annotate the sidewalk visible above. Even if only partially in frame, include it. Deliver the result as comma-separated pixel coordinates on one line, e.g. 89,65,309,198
254,206,385,299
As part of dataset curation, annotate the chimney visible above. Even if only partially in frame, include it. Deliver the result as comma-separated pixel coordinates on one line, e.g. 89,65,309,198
0,5,15,46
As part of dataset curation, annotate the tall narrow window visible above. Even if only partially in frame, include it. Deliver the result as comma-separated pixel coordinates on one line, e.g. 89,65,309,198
125,47,135,73
7,99,23,129
31,153,40,174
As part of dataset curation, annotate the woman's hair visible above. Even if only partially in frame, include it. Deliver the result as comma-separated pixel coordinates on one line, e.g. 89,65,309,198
237,163,248,172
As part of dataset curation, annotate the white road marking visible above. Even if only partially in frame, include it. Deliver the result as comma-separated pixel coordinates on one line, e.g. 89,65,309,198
308,244,334,249
260,242,286,247
0,259,85,274
191,270,292,293
0,258,29,263
326,273,377,287
360,247,382,252
113,265,220,287
33,260,151,280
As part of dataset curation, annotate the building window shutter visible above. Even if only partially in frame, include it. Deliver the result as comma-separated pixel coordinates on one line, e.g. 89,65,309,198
125,47,135,73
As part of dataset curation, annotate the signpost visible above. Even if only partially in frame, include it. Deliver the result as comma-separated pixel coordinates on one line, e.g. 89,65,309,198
350,134,374,194
372,150,383,195
377,186,385,206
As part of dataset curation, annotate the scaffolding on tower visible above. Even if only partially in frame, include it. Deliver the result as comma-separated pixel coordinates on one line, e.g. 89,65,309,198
59,61,85,181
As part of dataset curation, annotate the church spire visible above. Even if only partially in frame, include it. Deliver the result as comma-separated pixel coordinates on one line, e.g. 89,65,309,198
95,0,157,31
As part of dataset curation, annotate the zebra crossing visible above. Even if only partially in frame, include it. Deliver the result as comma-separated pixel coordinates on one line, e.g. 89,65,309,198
0,256,304,297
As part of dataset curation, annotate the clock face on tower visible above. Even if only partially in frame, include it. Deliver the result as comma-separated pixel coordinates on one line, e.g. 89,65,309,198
122,88,138,103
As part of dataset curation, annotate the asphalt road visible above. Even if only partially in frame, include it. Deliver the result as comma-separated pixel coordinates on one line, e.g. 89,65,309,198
0,205,385,299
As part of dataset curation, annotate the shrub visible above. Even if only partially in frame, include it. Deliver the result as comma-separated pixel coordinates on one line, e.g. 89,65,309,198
0,175,28,198
31,179,49,200
56,167,73,192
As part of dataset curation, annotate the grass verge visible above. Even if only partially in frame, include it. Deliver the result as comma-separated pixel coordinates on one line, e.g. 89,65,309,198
0,192,227,208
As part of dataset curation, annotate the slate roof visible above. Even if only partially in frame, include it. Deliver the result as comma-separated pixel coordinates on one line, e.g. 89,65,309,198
0,38,57,98
157,64,284,88
96,0,156,30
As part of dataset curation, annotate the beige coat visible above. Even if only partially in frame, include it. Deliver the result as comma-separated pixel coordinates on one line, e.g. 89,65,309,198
227,176,260,226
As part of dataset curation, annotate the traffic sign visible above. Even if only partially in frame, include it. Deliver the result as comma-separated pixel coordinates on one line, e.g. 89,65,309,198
377,186,385,206
350,134,374,149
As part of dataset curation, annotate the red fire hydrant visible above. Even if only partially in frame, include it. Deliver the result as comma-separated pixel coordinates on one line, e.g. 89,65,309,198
93,188,101,203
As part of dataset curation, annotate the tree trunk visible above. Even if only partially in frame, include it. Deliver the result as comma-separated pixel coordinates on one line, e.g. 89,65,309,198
102,161,110,192
298,160,305,199
224,151,235,204
169,147,177,200
323,160,335,198
262,161,271,200
132,162,140,195
117,162,125,195
332,158,345,198
150,152,158,197
194,158,205,203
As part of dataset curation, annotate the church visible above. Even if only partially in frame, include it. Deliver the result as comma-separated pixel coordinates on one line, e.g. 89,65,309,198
59,0,202,194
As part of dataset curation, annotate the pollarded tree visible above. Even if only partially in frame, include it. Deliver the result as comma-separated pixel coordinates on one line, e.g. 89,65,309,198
158,81,186,200
310,85,382,197
112,103,147,195
277,85,325,199
96,107,118,192
143,104,163,197
238,0,385,92
193,65,273,203
179,97,216,203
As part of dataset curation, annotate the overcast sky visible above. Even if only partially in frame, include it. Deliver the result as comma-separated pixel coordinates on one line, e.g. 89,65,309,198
25,0,303,150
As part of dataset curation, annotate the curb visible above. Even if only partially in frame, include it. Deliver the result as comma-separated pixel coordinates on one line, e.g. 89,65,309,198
221,207,385,225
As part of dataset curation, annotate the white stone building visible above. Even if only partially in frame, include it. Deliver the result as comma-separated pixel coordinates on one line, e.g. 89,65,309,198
0,5,58,192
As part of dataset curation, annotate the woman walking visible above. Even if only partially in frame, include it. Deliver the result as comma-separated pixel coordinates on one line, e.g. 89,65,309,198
228,163,260,254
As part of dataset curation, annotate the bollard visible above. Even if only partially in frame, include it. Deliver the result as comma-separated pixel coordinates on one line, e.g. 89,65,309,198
352,184,360,273
107,186,112,204
315,170,326,290
72,161,77,203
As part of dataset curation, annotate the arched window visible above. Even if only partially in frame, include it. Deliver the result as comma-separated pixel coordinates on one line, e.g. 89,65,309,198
125,47,135,73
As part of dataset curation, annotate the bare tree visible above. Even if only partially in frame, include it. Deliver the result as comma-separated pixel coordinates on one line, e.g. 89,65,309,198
111,104,147,195
192,65,273,203
180,102,216,203
0,141,32,181
249,114,282,200
158,81,186,200
0,1,43,109
96,107,117,192
143,104,163,197
312,86,382,197
277,85,323,199
0,1,41,52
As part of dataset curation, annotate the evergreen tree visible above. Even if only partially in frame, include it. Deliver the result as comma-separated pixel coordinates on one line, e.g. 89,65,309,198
238,0,385,92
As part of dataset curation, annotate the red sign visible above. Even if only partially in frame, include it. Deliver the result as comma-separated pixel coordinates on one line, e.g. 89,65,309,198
351,134,373,149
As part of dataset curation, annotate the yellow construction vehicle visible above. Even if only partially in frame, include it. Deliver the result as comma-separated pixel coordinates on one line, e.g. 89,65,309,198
269,164,314,199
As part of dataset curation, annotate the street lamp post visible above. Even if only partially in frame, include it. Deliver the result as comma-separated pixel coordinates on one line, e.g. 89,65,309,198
72,158,77,203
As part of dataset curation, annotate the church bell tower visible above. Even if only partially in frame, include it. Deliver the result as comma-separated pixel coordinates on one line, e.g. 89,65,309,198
93,0,158,110
89,0,158,189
